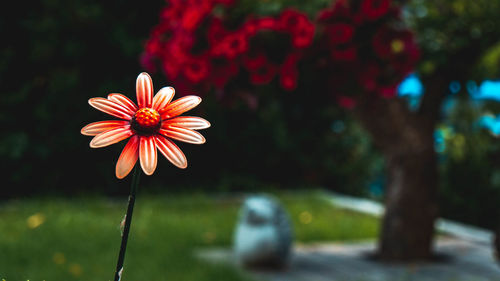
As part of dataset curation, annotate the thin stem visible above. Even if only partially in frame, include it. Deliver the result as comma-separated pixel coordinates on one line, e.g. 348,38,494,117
113,165,141,281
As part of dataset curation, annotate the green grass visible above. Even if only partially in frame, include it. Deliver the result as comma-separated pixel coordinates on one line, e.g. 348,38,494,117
0,191,379,281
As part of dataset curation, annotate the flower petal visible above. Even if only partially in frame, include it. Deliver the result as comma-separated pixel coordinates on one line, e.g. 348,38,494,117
162,116,211,130
90,126,133,148
159,126,206,144
136,72,154,108
116,135,139,179
152,87,175,111
108,93,138,114
89,98,133,120
155,136,187,169
139,136,157,175
81,120,130,136
160,96,202,119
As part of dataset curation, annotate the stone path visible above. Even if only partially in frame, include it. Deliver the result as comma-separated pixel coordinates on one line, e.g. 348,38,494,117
197,237,500,281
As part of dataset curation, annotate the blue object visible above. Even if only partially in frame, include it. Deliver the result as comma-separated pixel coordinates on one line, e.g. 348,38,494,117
368,180,384,197
466,80,478,95
478,115,500,136
469,80,500,101
434,129,446,153
398,77,500,101
398,74,424,111
331,120,345,133
441,97,458,116
398,73,424,98
449,81,461,94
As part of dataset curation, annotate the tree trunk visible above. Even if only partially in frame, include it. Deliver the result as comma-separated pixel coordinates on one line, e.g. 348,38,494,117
350,31,487,261
379,144,438,260
354,97,438,261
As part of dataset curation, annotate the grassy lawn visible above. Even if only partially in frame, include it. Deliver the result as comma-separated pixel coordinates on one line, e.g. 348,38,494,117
0,191,379,281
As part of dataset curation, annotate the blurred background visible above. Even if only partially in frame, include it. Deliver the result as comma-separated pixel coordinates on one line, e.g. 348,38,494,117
2,0,500,279
0,0,381,198
3,0,500,231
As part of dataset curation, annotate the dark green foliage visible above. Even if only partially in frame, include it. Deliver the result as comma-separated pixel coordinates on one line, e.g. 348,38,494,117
407,0,500,79
183,85,381,196
0,0,163,196
404,0,500,229
438,97,500,229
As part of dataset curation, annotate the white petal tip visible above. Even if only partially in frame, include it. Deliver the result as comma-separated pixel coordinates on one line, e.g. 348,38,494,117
81,128,89,136
89,141,106,148
142,168,155,175
138,72,151,79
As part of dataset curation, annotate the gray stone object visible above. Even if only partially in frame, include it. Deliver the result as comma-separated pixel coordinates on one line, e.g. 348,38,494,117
233,194,293,269
495,227,500,261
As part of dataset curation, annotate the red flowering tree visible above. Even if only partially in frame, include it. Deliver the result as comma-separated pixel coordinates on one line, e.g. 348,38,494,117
141,0,315,97
141,0,441,261
313,0,432,261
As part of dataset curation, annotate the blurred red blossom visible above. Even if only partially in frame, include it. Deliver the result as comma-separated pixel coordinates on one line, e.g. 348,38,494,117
212,32,249,59
278,9,316,48
183,58,210,83
360,0,391,21
315,0,419,107
142,0,315,93
338,96,356,109
142,0,419,108
318,0,351,23
250,63,278,85
280,67,298,91
326,23,355,45
243,52,267,71
279,53,301,91
331,45,357,61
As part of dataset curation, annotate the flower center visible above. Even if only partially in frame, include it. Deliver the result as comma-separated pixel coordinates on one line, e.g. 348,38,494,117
391,39,405,54
131,107,161,135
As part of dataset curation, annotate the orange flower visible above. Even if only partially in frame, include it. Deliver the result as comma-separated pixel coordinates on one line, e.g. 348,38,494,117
82,72,210,179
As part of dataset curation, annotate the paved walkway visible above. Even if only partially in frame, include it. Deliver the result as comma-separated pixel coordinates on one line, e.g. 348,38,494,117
197,191,500,281
198,237,500,281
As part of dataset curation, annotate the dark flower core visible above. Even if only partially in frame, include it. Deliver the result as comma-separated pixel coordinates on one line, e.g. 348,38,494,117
131,107,161,135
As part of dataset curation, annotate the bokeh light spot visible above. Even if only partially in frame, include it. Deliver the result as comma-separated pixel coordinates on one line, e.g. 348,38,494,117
398,74,423,97
27,213,45,229
391,39,404,54
202,231,217,244
68,263,83,277
53,252,66,265
331,120,345,133
299,211,313,224
449,81,461,94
